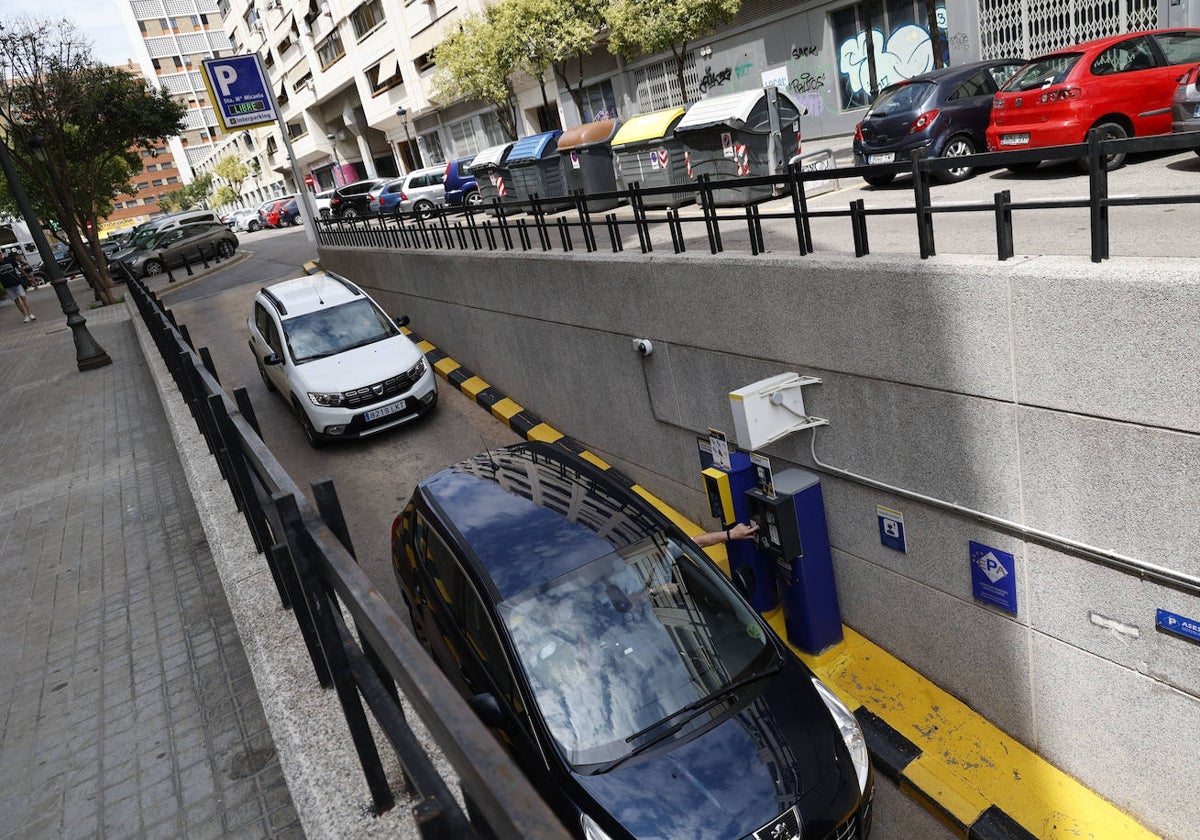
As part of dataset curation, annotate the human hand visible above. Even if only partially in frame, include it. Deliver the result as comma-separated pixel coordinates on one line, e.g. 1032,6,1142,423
728,521,759,541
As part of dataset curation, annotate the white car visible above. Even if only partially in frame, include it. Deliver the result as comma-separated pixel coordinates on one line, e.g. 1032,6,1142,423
314,189,334,219
246,272,438,447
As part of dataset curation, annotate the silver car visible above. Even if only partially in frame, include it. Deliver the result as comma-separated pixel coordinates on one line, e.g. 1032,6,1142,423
1170,61,1200,155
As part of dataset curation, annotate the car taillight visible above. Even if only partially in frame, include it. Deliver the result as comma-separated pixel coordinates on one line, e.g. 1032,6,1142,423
1038,87,1080,104
444,161,452,179
854,122,863,141
331,196,341,206
400,191,408,201
909,109,940,133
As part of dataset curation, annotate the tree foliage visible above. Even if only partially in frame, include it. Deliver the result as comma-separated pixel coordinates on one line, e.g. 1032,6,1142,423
0,15,184,305
431,9,521,140
157,172,213,213
213,154,249,198
606,0,742,103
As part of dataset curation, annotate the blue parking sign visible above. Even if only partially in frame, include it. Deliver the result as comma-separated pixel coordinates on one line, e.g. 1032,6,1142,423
201,55,277,131
969,541,1017,614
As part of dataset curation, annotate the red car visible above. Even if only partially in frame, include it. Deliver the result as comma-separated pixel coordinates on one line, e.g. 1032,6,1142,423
263,198,289,228
986,28,1200,170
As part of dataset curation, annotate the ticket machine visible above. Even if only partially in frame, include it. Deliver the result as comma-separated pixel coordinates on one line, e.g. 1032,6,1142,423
744,468,843,654
700,451,779,611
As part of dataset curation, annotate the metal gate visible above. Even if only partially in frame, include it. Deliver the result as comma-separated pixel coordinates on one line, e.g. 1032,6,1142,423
979,0,1158,58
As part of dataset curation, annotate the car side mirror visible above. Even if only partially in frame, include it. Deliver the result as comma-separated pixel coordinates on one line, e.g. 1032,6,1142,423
394,314,410,328
731,564,755,601
264,352,283,366
468,693,503,728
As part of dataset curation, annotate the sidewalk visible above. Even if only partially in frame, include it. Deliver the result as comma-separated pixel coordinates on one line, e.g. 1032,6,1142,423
0,280,301,839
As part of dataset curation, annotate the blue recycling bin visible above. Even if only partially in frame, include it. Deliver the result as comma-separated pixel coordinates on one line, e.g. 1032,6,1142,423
507,130,570,213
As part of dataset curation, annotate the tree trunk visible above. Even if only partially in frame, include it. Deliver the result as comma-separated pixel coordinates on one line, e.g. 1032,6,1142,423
674,44,689,105
538,76,560,131
553,61,586,123
926,0,944,69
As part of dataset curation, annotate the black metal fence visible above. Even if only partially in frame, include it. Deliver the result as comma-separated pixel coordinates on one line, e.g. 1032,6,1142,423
316,130,1200,265
125,273,570,840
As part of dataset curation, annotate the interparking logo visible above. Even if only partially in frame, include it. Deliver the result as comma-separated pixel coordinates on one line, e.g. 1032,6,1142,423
974,550,1009,584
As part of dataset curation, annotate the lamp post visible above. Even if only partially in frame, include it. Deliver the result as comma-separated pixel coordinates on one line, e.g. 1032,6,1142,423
325,132,341,187
0,135,111,370
396,106,421,169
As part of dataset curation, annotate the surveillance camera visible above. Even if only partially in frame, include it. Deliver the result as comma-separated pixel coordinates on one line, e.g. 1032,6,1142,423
632,338,653,356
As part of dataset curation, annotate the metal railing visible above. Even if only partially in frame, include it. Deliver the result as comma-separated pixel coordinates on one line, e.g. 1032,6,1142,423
316,130,1200,264
125,274,571,840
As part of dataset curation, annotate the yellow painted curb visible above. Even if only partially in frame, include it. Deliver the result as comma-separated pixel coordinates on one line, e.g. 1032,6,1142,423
489,397,522,423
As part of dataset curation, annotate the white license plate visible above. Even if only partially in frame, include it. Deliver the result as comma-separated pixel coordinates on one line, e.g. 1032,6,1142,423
868,153,895,164
1193,104,1200,117
1000,133,1030,146
364,399,406,422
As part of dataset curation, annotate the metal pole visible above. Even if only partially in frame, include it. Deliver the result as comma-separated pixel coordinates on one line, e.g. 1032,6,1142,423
0,136,111,370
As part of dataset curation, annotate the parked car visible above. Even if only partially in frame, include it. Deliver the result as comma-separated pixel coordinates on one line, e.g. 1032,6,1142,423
1170,62,1200,154
391,440,875,840
256,197,284,228
313,188,334,219
329,178,388,219
276,196,303,226
263,197,293,228
443,156,480,207
246,271,438,447
986,28,1200,171
110,221,238,278
367,178,405,216
394,166,447,217
854,59,1024,185
226,208,263,233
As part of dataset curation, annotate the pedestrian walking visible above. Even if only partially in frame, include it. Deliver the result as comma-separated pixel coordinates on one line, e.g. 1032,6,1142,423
0,249,36,322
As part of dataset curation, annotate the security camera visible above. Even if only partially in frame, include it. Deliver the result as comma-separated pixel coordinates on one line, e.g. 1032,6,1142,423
632,338,653,356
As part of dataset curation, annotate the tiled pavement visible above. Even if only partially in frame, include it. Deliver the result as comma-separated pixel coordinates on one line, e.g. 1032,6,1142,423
0,285,302,839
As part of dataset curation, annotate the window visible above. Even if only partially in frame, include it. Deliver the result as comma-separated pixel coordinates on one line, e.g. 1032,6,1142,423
1155,30,1200,65
368,55,402,94
152,179,164,187
287,121,307,140
350,0,385,40
317,28,345,68
580,79,618,122
419,131,445,165
414,51,435,73
832,1,950,109
948,70,991,100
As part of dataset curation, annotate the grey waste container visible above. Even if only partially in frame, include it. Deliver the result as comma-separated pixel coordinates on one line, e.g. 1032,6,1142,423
466,142,518,215
611,107,692,209
506,130,570,213
674,87,806,206
557,119,622,211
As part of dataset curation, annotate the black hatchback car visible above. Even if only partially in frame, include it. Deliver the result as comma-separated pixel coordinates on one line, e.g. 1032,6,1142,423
329,178,388,219
853,59,1024,185
392,441,874,840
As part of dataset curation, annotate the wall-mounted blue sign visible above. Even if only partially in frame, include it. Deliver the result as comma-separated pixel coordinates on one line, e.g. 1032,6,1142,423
877,505,906,553
1156,609,1200,646
200,54,277,131
969,541,1017,614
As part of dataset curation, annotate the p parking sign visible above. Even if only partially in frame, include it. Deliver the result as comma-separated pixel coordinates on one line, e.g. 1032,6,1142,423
201,55,277,131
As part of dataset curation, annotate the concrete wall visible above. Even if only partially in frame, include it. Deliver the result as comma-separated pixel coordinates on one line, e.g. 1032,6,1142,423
320,245,1200,840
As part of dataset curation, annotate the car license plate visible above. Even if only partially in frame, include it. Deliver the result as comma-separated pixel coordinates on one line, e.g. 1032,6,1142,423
1000,133,1030,146
364,399,406,422
1193,104,1200,118
868,153,895,164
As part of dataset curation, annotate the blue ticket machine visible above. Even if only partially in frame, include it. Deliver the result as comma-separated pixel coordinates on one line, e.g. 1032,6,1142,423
744,468,843,653
700,452,778,611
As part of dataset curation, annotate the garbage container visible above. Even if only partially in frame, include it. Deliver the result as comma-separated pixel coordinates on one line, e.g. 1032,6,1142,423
610,107,692,209
557,118,622,211
506,130,570,213
674,87,806,206
466,142,518,215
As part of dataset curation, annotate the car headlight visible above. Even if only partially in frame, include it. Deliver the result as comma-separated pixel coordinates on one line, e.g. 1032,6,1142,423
412,357,428,378
813,678,871,795
581,813,615,840
308,390,345,407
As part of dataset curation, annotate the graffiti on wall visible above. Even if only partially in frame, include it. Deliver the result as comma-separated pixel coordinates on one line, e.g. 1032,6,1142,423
698,65,734,94
838,24,935,98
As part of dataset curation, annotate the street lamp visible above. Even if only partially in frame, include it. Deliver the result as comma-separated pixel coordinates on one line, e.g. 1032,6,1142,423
396,106,421,169
0,135,111,371
325,132,341,187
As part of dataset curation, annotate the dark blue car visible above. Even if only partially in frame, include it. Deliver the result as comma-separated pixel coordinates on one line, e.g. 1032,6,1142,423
392,441,874,839
853,59,1024,186
442,156,480,207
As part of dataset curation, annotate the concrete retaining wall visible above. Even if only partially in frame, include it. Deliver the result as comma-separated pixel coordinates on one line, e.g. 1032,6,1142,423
321,244,1200,840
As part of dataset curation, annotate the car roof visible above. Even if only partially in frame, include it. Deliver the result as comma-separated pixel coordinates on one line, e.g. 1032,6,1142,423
893,58,1023,86
1031,27,1199,58
418,441,668,600
259,271,364,318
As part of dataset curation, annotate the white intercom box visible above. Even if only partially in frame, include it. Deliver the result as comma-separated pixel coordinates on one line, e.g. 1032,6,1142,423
729,373,826,451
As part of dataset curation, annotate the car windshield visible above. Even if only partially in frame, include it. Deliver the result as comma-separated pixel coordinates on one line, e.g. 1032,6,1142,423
868,80,935,115
1002,53,1081,91
282,297,400,362
501,531,775,768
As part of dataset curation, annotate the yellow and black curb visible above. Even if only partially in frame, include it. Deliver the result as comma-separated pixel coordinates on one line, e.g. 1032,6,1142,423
303,250,1157,840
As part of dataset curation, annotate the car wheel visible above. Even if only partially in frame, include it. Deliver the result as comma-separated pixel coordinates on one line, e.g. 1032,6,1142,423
291,215,302,226
257,360,276,392
414,200,434,219
217,240,236,259
1077,121,1128,172
319,209,331,220
142,258,164,277
1003,160,1041,174
294,400,325,448
342,207,359,220
248,220,261,232
862,173,895,187
936,135,976,183
464,189,482,207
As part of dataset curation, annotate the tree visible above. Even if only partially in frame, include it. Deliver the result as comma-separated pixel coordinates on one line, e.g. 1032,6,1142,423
156,172,213,213
493,0,606,125
606,0,741,104
0,15,185,305
431,9,521,141
213,154,250,202
212,185,239,208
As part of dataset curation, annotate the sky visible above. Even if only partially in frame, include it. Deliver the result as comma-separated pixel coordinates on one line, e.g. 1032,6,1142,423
0,0,142,68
